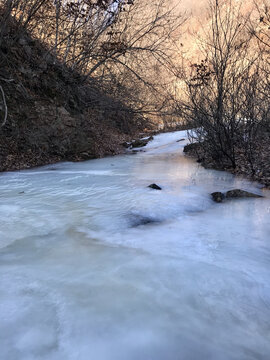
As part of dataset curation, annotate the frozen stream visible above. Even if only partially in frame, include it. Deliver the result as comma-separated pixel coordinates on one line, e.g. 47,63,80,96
0,131,270,360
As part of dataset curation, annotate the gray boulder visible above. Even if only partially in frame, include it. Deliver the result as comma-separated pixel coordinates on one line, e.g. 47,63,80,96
211,192,225,203
226,189,263,199
211,189,263,203
131,136,153,148
148,183,162,190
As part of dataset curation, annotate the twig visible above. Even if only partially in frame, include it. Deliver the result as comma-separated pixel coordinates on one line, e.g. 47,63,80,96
0,77,14,83
0,85,8,127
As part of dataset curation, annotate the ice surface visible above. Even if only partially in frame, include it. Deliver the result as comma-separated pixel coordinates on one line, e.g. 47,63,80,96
0,130,270,360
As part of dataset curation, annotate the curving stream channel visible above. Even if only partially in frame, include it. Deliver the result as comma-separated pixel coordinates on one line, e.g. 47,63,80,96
0,131,270,360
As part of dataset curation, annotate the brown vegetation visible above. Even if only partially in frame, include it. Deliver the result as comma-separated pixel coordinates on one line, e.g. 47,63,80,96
180,0,270,187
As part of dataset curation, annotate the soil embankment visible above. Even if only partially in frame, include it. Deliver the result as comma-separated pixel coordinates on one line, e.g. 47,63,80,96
0,17,149,171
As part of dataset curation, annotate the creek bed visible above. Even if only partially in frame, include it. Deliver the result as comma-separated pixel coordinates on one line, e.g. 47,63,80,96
0,131,270,360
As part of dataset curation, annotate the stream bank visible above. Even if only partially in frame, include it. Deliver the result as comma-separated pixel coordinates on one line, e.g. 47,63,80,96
183,138,270,188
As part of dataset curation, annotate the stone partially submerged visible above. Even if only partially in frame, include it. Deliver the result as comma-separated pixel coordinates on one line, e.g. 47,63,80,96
226,189,263,199
211,189,263,203
148,183,162,190
211,192,225,203
131,136,153,148
128,214,160,227
122,136,154,150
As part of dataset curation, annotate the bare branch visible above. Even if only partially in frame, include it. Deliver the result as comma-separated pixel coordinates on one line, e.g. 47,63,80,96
0,85,8,128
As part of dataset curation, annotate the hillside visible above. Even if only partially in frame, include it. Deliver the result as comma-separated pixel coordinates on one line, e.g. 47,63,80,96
0,0,184,171
0,18,149,171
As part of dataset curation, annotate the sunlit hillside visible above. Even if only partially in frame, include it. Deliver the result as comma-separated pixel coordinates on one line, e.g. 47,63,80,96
173,0,266,58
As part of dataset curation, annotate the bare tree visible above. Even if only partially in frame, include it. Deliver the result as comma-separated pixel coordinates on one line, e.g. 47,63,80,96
1,0,185,123
181,0,269,172
93,0,185,121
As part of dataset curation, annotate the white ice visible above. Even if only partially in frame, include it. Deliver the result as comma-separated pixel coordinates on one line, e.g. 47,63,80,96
0,130,270,360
